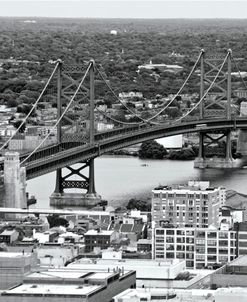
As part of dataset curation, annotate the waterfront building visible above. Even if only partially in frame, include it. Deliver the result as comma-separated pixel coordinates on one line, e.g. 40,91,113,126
152,181,224,228
153,226,236,269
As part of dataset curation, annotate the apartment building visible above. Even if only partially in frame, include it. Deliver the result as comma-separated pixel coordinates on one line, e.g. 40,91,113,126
152,181,224,228
154,227,236,269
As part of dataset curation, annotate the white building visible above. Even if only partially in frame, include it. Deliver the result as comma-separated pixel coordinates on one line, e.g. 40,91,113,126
152,181,221,228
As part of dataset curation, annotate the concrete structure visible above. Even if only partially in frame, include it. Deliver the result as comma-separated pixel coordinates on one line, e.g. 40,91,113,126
0,267,136,302
152,181,222,228
0,252,37,290
154,227,236,269
4,152,27,212
50,192,102,207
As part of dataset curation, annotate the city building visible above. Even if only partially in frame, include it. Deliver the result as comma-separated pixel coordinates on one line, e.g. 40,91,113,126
0,267,136,302
153,227,236,269
0,252,38,290
0,229,19,244
68,258,204,288
84,229,119,252
152,181,224,228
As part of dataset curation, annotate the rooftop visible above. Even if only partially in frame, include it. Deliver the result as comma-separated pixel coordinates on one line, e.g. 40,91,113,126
0,252,32,258
84,230,114,236
228,255,247,267
3,283,100,296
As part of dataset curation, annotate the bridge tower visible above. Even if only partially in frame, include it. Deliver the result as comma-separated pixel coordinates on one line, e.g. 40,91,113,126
50,60,101,207
4,152,27,216
237,102,247,162
194,49,235,168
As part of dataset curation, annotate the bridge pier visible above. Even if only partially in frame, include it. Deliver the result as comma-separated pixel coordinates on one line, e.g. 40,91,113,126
194,130,236,169
50,159,101,207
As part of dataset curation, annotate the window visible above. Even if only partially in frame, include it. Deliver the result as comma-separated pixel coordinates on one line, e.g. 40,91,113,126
156,229,164,235
166,230,174,235
166,252,174,258
196,247,205,253
219,232,228,239
166,237,174,243
207,240,217,246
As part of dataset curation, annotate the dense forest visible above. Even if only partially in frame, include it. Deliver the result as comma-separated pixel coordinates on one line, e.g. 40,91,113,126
0,17,247,110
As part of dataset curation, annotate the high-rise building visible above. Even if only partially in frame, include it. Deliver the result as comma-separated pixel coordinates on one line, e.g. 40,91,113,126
152,181,224,228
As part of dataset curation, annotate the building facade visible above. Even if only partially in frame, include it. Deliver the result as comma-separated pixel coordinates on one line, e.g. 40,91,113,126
154,227,236,269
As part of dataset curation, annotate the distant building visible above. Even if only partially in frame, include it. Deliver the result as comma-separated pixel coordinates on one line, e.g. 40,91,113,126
110,29,118,35
234,88,247,99
119,92,143,99
138,63,183,73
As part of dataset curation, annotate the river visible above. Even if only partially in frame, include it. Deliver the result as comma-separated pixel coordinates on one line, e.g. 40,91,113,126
26,156,247,209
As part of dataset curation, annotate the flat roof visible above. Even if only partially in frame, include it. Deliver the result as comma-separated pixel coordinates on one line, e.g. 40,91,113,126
87,272,114,280
3,283,100,296
27,270,89,279
228,255,247,267
0,252,32,258
84,230,114,236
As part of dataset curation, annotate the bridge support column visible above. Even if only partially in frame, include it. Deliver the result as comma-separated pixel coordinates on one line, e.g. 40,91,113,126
50,160,101,208
4,152,27,217
194,130,236,169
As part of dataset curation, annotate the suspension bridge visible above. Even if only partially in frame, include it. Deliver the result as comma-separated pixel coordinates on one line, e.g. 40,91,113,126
1,49,247,209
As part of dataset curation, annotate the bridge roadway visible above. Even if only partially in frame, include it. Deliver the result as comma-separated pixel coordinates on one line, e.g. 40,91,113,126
0,207,111,217
19,117,247,180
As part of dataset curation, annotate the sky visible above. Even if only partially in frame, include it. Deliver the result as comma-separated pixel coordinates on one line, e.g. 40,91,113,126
0,1,247,19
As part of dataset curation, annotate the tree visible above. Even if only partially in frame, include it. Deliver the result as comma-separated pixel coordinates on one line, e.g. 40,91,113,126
126,198,151,211
13,120,26,133
47,214,69,228
139,140,167,159
6,99,17,108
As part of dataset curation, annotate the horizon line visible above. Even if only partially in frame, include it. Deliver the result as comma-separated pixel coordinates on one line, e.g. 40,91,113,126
1,16,247,20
